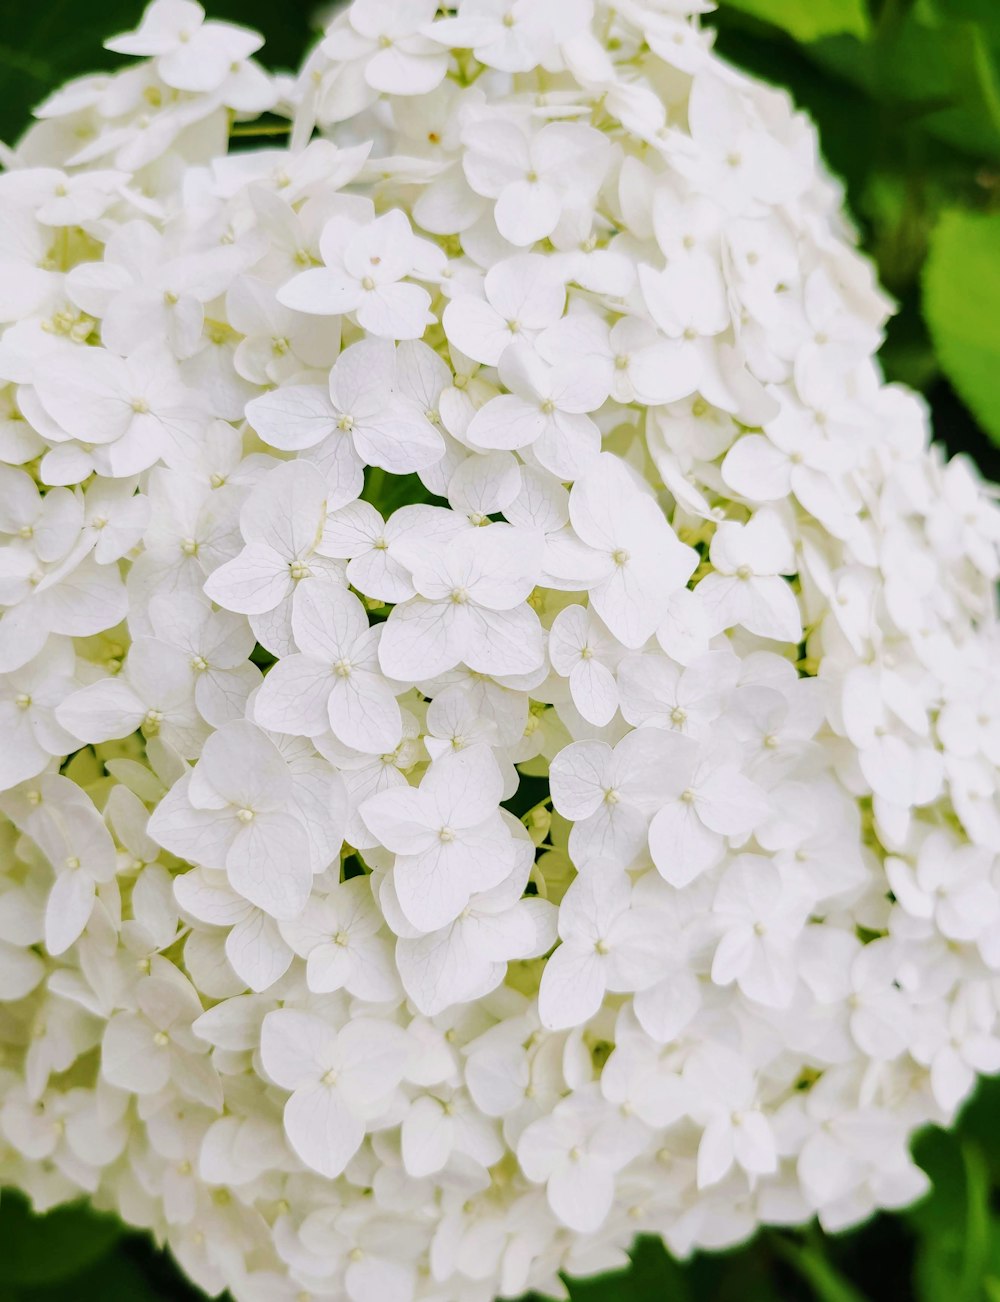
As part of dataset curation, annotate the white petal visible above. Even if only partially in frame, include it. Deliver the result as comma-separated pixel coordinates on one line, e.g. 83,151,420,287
102,1012,171,1095
401,1096,454,1177
203,545,290,615
538,943,606,1030
260,1008,336,1090
283,1082,364,1178
56,678,145,745
547,1159,615,1232
226,813,313,920
45,871,96,956
245,385,337,451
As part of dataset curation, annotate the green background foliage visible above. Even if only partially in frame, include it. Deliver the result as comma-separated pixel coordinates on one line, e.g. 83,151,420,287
1,0,999,1297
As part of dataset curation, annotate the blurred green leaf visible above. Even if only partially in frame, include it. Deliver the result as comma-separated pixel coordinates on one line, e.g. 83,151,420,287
11,1251,158,1301
896,15,1000,156
906,1128,997,1302
0,0,137,144
720,0,871,42
950,1076,1000,1182
770,1234,870,1302
923,209,1000,443
958,1144,991,1301
362,467,441,515
0,1192,123,1286
797,6,1000,158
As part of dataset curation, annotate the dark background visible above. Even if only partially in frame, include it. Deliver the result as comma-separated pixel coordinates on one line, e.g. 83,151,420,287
1,1,999,1298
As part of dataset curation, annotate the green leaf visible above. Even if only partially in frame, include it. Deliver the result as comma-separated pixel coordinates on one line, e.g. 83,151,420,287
952,1076,1000,1182
958,1143,991,1302
0,0,138,142
361,467,442,515
0,1192,124,1286
769,1234,870,1302
923,209,1000,443
897,16,1000,156
16,1251,158,1301
799,6,1000,158
718,0,871,43
908,1128,996,1302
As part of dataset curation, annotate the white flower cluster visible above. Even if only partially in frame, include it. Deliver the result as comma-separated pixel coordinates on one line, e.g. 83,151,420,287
2,0,1000,1297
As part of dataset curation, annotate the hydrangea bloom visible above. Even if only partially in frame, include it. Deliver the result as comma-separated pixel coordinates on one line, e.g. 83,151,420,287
2,2,1000,1298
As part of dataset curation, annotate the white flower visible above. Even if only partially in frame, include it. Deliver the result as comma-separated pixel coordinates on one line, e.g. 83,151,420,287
462,117,612,247
279,875,399,1001
101,958,218,1106
329,0,448,98
911,986,1000,1114
377,525,543,681
254,581,402,753
549,454,698,648
0,546,127,675
32,341,205,479
0,641,78,791
0,468,82,561
393,836,556,1014
538,867,670,1030
646,739,770,887
549,727,688,869
548,603,623,727
361,744,516,931
885,830,998,943
246,336,443,476
2,2,1000,1293
147,591,261,727
57,636,204,756
68,221,248,361
710,854,809,1008
466,342,606,479
637,251,730,402
671,72,807,213
442,254,566,367
400,1083,503,1178
31,782,118,956
618,648,739,739
203,459,345,657
260,1007,409,1178
278,210,436,341
149,720,321,920
695,508,801,642
319,499,463,603
517,1087,645,1232
106,0,266,94
174,867,293,994
78,478,151,565
227,274,341,386
430,0,593,73
683,1044,777,1189
722,417,858,539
